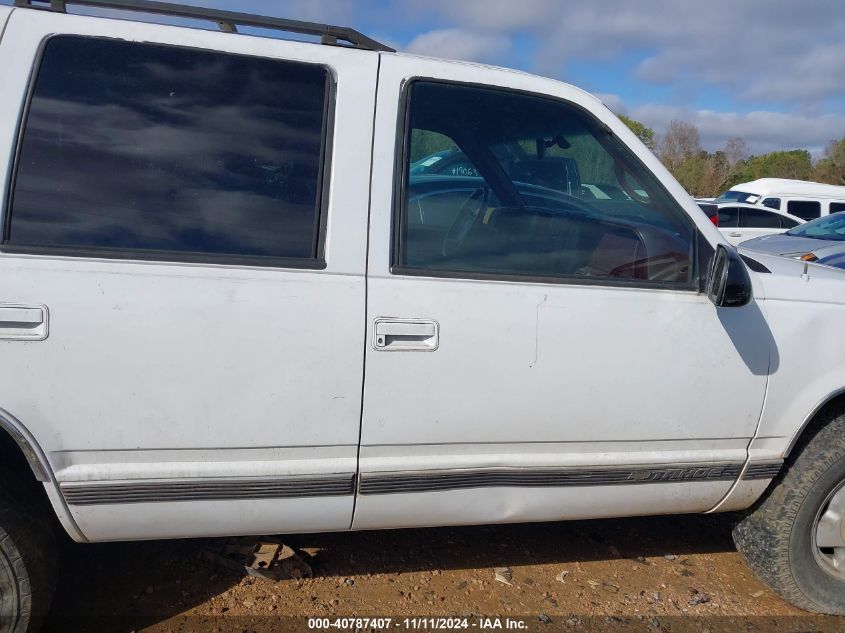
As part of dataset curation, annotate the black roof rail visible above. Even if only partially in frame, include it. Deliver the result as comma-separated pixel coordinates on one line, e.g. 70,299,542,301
13,0,396,52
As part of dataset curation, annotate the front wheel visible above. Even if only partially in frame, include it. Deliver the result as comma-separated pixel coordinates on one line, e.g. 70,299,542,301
733,410,845,614
0,471,56,633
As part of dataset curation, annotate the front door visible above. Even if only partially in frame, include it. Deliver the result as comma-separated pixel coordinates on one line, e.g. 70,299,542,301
354,56,770,530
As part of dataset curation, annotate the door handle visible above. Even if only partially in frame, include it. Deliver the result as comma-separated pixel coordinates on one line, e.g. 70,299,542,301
727,231,742,238
0,304,48,340
373,318,439,351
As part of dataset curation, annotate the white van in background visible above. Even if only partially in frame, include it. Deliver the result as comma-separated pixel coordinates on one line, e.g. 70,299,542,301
716,178,845,221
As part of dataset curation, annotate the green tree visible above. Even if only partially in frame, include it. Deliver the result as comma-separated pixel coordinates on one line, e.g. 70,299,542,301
813,136,845,185
618,115,656,150
409,129,456,162
729,149,813,186
658,120,702,173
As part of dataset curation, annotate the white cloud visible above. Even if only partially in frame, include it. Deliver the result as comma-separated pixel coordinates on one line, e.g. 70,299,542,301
406,0,555,31
406,29,510,63
595,93,626,115
30,0,844,155
408,0,845,109
401,0,845,154
742,41,845,103
625,104,845,156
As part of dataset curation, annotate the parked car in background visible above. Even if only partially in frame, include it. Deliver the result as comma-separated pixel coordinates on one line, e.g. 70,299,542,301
695,201,719,226
410,147,636,202
815,251,845,270
716,178,845,221
715,202,804,246
410,148,480,177
741,212,845,261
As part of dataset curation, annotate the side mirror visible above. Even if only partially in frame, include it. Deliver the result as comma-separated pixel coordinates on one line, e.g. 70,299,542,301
707,244,752,307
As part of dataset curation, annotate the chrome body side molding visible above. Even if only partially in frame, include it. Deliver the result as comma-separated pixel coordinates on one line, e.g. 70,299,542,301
61,473,356,506
359,462,783,496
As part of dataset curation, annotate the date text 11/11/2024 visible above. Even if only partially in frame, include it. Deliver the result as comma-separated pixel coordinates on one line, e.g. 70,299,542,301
308,617,531,630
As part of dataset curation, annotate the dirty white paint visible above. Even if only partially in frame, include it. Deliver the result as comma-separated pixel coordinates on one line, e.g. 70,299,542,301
0,6,843,542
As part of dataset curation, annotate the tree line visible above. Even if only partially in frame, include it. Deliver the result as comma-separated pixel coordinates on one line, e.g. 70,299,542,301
618,115,845,198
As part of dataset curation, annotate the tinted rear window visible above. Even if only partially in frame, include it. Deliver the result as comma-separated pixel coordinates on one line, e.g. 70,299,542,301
787,200,821,221
8,36,331,265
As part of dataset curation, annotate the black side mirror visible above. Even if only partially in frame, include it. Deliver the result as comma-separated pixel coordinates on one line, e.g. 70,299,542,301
707,244,753,307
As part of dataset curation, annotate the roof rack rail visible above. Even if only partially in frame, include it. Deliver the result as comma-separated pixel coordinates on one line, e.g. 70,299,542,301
13,0,396,52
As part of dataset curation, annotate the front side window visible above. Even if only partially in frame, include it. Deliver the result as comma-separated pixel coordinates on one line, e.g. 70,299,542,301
761,197,781,210
8,36,331,265
396,82,694,287
787,200,822,221
742,208,780,228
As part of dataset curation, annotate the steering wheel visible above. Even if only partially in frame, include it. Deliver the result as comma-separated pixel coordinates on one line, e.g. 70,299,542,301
441,188,487,257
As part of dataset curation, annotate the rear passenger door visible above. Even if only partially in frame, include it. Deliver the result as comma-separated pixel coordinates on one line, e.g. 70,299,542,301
0,11,377,540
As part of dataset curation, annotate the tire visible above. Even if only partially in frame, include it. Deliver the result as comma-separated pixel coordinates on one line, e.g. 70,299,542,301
733,409,845,615
0,470,57,633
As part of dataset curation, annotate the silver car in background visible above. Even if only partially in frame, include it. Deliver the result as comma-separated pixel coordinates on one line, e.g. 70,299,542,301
741,212,845,267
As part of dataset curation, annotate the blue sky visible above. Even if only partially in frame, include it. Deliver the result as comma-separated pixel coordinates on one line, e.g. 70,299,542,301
6,0,845,156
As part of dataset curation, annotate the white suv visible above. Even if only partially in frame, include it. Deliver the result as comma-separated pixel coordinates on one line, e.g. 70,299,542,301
1,1,845,629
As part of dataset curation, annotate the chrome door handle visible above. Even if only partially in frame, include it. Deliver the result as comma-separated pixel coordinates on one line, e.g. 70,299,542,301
0,304,48,340
373,318,439,351
727,232,742,238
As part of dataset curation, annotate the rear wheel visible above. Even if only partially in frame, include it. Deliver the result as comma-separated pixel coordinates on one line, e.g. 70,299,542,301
733,410,845,614
0,471,56,633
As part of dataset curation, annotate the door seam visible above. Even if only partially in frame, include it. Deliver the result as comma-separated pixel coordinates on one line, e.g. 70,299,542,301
350,52,382,529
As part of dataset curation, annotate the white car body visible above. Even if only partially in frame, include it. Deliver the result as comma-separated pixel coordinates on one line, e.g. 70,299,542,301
715,202,805,246
720,178,845,221
0,4,843,551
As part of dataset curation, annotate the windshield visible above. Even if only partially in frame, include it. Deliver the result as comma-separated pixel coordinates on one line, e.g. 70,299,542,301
715,190,757,203
786,212,845,241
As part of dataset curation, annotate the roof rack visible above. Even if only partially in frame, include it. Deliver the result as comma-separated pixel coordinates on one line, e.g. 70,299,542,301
13,0,396,52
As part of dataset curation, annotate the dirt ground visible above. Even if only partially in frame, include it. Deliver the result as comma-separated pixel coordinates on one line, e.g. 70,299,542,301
43,513,845,633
